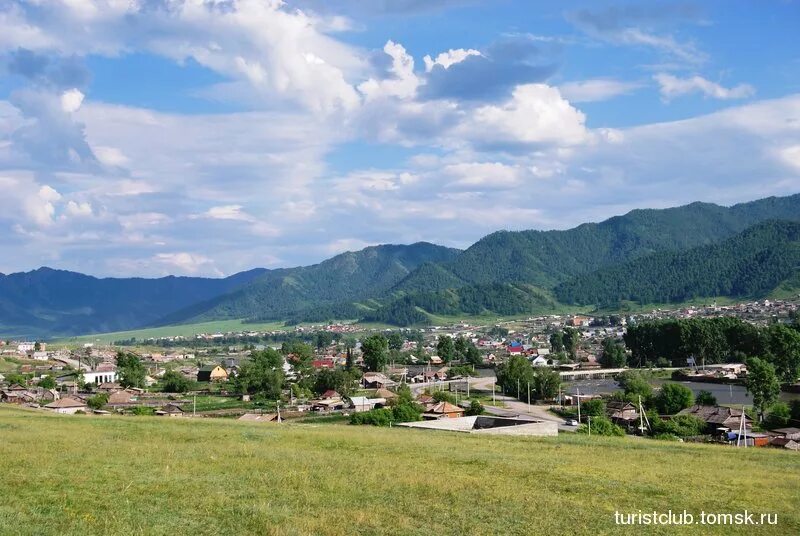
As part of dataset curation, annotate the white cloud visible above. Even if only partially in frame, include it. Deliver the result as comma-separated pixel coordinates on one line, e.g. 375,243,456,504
153,252,222,277
461,84,589,146
64,200,92,218
443,162,523,190
60,88,84,113
358,40,419,100
654,73,755,101
423,48,481,72
777,145,800,171
559,79,642,103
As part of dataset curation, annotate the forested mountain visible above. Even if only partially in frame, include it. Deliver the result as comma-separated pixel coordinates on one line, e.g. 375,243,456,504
159,242,461,325
396,194,800,292
554,220,800,307
0,267,266,338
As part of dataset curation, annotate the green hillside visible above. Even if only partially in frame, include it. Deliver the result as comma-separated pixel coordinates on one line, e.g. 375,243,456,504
555,220,800,307
1,407,798,535
158,242,461,325
408,194,800,292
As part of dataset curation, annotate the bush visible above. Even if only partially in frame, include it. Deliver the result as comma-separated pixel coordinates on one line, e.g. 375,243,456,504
695,390,717,406
86,393,109,410
130,406,155,416
432,390,456,404
577,416,625,436
764,402,791,429
465,400,485,416
651,414,706,438
350,408,393,426
162,370,192,393
392,402,422,423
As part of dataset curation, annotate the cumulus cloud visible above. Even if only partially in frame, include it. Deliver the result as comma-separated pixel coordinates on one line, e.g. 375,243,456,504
423,48,481,72
358,41,419,100
654,73,755,101
459,84,589,147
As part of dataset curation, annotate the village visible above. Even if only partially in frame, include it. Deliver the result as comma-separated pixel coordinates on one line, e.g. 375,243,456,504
2,297,799,450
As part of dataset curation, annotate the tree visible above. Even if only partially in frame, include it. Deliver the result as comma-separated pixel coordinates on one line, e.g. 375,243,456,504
745,357,781,422
581,398,606,417
454,336,469,360
314,368,359,397
562,328,580,359
764,402,791,429
496,355,533,400
531,367,560,400
235,349,285,399
577,416,624,436
34,342,41,351
599,338,626,369
162,370,192,393
387,332,404,351
549,331,564,353
314,331,335,349
465,345,483,367
436,335,455,363
86,393,109,410
37,376,56,389
654,383,694,415
345,348,355,371
764,324,800,383
651,414,706,438
617,371,653,403
116,352,146,389
361,334,389,372
465,400,485,416
695,390,717,406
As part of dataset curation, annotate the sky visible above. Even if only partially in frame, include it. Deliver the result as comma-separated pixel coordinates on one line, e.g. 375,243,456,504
0,0,799,278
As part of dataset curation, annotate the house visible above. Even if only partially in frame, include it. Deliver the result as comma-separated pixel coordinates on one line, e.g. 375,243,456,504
374,388,397,400
348,396,386,412
428,355,443,365
677,405,753,434
606,401,639,427
37,388,60,403
31,351,48,361
155,403,185,417
44,397,87,414
107,389,137,405
530,356,549,367
771,427,800,440
423,401,465,420
197,365,228,382
362,372,395,389
417,394,434,406
311,398,346,412
769,437,800,451
320,390,341,400
312,358,336,369
97,382,122,392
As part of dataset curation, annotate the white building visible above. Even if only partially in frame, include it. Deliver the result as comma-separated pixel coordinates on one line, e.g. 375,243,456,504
17,342,36,353
83,370,118,384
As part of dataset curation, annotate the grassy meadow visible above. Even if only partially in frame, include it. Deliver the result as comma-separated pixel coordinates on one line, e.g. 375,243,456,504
1,406,798,535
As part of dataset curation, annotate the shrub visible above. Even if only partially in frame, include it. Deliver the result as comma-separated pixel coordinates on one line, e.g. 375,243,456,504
654,383,694,415
651,414,706,438
577,416,624,436
86,393,109,410
581,398,606,417
764,402,791,430
465,400,484,416
350,408,393,426
130,406,155,416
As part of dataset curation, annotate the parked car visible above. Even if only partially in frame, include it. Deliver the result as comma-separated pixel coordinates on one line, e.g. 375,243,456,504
566,419,579,426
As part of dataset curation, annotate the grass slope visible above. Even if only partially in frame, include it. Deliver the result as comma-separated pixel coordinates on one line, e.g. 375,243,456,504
1,407,798,535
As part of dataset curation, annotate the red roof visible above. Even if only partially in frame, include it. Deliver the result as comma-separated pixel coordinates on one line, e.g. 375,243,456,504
313,359,335,369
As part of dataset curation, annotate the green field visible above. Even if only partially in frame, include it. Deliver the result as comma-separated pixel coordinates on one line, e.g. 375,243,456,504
1,407,798,535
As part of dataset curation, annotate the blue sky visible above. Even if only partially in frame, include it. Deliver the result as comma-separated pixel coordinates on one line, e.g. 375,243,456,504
0,0,799,277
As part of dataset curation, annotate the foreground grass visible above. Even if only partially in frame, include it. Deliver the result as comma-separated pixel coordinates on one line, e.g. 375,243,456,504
1,407,798,535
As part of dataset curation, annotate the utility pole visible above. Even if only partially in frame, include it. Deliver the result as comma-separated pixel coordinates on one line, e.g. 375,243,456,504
492,381,496,405
517,378,520,400
588,416,591,437
193,394,196,417
577,388,581,424
527,381,531,411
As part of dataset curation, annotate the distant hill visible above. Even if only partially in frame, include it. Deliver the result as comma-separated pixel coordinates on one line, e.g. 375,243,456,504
398,194,800,292
554,220,800,307
157,242,462,325
0,268,266,338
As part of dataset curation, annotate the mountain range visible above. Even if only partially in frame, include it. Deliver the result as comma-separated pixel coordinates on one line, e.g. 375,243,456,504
1,193,799,338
